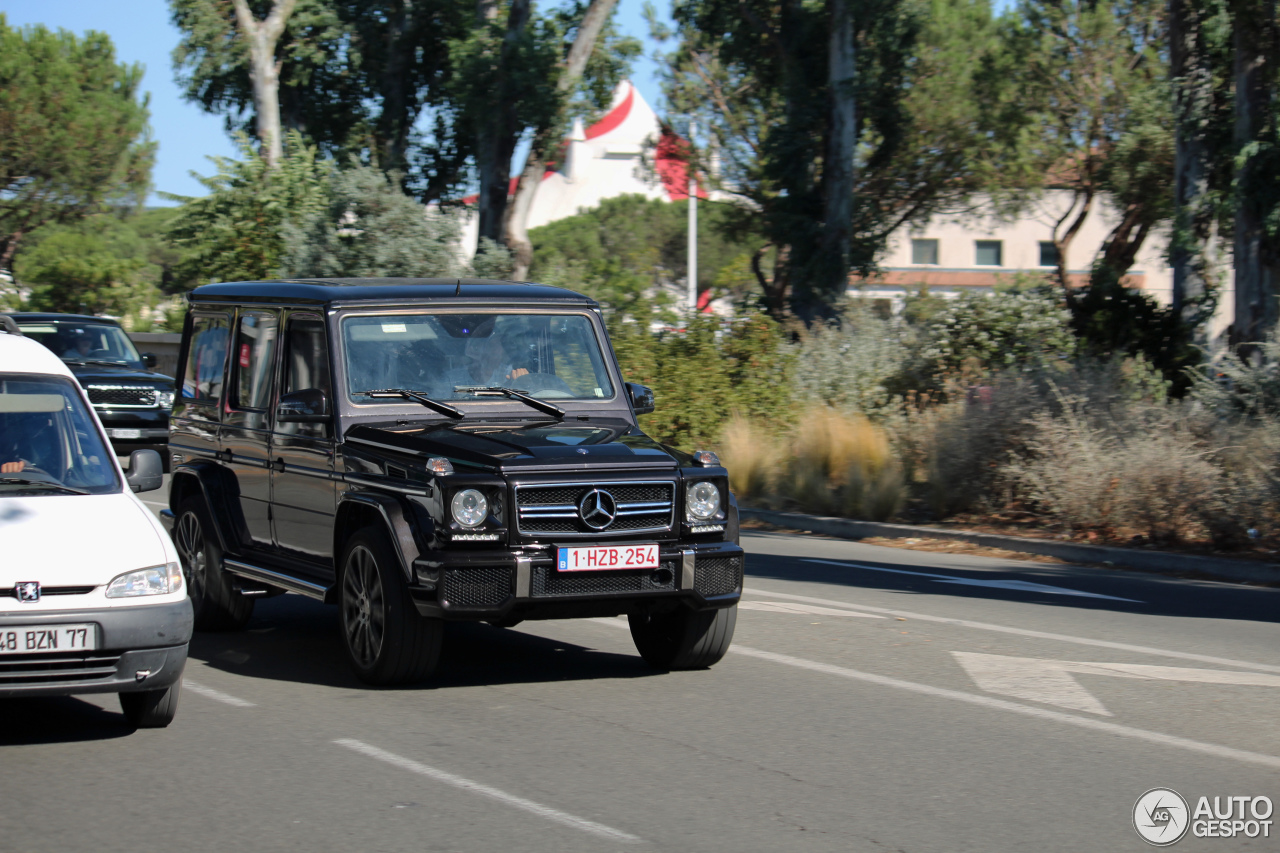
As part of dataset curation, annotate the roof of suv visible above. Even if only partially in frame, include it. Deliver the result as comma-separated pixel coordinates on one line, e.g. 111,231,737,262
188,278,599,308
0,328,75,378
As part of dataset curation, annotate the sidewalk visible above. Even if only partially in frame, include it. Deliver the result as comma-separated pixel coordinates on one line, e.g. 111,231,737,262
739,508,1280,586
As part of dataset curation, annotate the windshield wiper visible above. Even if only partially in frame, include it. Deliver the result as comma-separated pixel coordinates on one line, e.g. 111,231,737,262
362,389,464,419
0,477,92,495
63,359,128,368
453,385,565,419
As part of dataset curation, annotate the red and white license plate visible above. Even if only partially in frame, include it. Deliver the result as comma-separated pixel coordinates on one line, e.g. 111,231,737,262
556,544,659,572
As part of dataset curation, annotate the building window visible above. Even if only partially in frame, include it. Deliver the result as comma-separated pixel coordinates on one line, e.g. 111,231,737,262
911,238,939,265
1039,241,1060,267
975,240,1002,266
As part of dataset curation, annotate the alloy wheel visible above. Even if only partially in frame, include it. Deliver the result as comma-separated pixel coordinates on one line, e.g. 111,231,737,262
342,545,385,668
175,511,207,609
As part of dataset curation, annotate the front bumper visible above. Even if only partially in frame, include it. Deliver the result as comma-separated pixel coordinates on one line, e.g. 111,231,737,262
409,540,745,621
0,600,193,698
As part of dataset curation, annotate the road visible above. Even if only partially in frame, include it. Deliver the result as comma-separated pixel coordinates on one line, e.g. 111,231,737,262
3,476,1279,852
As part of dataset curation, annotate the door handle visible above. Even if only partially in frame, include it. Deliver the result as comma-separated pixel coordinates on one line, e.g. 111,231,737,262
216,449,232,463
272,458,286,473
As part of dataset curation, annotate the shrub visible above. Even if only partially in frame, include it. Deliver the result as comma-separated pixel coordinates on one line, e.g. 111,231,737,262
792,301,915,415
718,415,779,502
779,407,905,521
917,289,1076,383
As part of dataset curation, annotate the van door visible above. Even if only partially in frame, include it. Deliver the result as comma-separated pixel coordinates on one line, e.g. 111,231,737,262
270,312,337,574
222,308,280,552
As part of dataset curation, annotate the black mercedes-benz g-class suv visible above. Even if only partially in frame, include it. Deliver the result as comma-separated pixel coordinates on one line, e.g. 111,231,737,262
161,278,743,684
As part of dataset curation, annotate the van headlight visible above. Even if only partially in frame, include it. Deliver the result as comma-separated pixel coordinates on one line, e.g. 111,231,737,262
106,561,183,598
686,481,723,521
451,489,489,528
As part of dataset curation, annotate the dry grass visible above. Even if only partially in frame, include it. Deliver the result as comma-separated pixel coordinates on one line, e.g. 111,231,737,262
719,414,780,502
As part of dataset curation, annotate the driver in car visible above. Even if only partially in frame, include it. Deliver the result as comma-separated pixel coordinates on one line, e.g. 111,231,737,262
62,333,95,360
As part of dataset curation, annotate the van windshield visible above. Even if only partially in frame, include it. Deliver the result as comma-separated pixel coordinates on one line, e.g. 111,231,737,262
0,374,119,495
342,312,615,404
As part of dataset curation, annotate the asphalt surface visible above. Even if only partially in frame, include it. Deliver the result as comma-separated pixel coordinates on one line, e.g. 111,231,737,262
3,473,1279,852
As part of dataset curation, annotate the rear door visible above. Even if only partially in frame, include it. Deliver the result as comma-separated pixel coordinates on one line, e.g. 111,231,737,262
170,311,229,467
222,308,280,552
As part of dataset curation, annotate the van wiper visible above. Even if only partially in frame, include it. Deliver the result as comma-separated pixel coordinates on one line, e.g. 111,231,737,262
453,385,565,419
362,389,465,419
0,477,91,495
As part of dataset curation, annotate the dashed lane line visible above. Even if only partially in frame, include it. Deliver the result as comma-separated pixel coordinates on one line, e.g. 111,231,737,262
183,679,256,708
334,738,644,844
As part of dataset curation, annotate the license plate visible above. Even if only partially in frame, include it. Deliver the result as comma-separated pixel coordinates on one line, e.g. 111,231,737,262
0,624,97,655
557,544,660,572
109,428,142,439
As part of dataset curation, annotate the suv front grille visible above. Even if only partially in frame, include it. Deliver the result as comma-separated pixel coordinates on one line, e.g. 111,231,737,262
694,557,743,597
0,652,121,685
86,385,157,408
531,562,677,597
441,566,513,607
516,481,674,537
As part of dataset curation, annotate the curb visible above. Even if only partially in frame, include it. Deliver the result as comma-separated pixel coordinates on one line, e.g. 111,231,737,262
739,509,1280,586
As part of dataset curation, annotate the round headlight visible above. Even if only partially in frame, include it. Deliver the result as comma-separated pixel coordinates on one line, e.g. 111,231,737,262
687,481,722,521
451,489,488,528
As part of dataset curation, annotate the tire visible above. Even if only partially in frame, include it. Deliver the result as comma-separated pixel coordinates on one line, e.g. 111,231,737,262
340,527,443,685
120,681,182,728
173,499,253,631
628,604,738,670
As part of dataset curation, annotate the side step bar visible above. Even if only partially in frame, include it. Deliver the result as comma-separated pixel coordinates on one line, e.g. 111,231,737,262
223,559,329,601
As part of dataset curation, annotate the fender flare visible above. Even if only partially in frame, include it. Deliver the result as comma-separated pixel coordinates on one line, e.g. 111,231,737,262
336,492,422,583
168,462,237,555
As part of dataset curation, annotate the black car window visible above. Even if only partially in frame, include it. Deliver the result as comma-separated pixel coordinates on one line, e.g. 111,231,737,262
280,314,331,438
16,320,144,368
181,314,230,405
234,310,279,410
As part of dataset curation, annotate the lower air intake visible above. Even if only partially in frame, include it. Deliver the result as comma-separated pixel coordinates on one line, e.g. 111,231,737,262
0,653,122,685
531,563,677,598
694,557,743,597
442,566,513,607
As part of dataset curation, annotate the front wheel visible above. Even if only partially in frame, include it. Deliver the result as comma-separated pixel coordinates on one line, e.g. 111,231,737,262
173,500,253,631
120,681,181,728
340,527,443,685
628,604,737,670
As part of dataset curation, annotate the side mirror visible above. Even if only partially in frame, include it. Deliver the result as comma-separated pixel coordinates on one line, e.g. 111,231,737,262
626,382,655,415
141,352,158,369
126,449,164,494
277,388,330,423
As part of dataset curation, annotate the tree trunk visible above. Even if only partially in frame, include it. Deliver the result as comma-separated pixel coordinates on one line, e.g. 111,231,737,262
476,0,532,246
1169,0,1216,321
505,0,621,279
378,0,413,174
1097,203,1152,283
1053,189,1094,310
231,0,298,168
818,0,856,299
1230,0,1278,349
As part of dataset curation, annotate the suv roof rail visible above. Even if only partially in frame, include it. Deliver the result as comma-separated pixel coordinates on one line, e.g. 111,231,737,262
0,315,22,336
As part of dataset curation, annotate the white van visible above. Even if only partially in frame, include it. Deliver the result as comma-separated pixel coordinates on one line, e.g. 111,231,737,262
0,320,191,727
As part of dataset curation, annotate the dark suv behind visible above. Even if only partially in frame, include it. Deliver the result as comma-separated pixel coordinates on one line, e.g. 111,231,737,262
161,278,744,685
6,313,175,452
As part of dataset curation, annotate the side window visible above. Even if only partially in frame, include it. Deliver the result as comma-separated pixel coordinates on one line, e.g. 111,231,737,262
181,314,230,404
234,310,279,410
280,315,331,437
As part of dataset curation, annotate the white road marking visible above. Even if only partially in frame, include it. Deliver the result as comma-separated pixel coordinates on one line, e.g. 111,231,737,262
953,651,1280,716
802,558,1142,602
741,587,1280,674
183,679,255,708
738,601,883,619
334,739,643,844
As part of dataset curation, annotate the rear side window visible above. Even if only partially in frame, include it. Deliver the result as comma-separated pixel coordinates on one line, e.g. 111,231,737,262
234,311,279,410
181,314,230,404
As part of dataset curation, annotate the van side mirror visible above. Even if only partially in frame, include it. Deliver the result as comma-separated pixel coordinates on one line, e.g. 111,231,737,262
277,388,330,423
141,352,158,369
126,449,164,493
626,382,655,415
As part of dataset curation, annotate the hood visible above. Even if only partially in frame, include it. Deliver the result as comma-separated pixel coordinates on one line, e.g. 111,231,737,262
0,494,170,589
345,418,679,472
66,363,174,387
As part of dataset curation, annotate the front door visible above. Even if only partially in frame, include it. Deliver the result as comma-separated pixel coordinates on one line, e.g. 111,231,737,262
270,312,337,575
222,308,279,552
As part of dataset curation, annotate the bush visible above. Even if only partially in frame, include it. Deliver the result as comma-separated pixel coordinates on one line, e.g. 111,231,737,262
718,415,780,502
779,408,905,520
918,288,1076,383
792,300,915,415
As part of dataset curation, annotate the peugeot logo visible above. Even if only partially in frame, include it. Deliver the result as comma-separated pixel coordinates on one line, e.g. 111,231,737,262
578,489,617,530
14,581,40,603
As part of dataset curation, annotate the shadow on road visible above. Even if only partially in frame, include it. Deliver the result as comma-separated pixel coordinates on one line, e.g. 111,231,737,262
188,594,659,691
744,534,1280,625
0,696,135,745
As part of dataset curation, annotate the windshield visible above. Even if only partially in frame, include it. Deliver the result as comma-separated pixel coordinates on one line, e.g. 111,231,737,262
0,373,119,495
342,312,616,404
16,320,143,368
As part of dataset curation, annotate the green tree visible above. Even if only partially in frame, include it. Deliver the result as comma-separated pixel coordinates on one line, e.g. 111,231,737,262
15,219,150,317
0,15,154,270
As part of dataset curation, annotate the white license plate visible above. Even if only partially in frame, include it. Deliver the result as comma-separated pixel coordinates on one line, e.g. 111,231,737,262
556,544,660,572
0,624,97,655
109,429,142,439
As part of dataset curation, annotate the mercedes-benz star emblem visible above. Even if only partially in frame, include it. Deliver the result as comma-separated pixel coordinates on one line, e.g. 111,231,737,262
15,581,40,603
578,489,617,530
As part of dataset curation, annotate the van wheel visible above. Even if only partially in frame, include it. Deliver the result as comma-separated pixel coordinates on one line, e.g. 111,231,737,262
173,500,253,631
120,681,181,728
340,527,442,685
628,604,738,670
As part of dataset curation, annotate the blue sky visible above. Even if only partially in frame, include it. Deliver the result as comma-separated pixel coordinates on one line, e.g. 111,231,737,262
2,0,674,204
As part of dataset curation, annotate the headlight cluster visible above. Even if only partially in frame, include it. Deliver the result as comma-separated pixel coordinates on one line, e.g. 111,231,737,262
157,390,176,410
451,489,489,528
686,481,723,521
106,561,183,598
